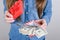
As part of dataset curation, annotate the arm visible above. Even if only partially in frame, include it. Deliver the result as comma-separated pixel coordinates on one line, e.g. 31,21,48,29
42,0,52,25
3,0,7,13
3,0,15,23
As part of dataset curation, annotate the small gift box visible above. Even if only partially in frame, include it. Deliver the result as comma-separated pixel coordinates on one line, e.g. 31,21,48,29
9,0,23,19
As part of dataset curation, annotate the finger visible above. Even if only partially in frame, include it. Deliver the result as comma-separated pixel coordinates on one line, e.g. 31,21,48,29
40,24,47,30
35,19,44,25
6,19,14,22
34,19,42,23
42,21,47,26
5,17,14,22
41,24,46,28
5,17,13,21
42,19,47,25
5,11,13,18
25,20,34,25
6,20,15,23
41,22,47,27
6,13,13,18
38,19,47,26
5,18,12,21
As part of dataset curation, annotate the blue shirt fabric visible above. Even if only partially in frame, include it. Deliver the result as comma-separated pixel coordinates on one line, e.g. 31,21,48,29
3,0,52,40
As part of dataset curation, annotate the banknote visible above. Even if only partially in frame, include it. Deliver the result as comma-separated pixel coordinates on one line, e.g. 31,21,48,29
18,22,48,38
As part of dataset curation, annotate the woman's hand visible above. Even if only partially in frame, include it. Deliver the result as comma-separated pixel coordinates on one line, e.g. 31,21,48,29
25,20,35,37
25,19,47,37
5,11,15,23
35,19,47,30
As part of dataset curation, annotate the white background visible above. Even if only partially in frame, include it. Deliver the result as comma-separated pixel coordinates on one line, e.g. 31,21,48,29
0,0,60,40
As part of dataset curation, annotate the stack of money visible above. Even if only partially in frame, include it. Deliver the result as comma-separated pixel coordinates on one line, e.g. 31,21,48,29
18,23,48,38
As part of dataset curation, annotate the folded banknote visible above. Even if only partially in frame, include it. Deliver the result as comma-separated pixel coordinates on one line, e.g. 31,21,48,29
18,21,48,38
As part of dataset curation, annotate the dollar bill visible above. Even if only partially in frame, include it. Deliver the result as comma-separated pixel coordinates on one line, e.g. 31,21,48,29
18,21,48,38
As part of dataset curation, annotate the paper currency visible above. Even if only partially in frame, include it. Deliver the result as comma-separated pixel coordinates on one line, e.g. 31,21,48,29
18,22,48,38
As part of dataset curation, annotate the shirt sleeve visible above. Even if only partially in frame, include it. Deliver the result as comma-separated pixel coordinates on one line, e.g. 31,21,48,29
42,0,52,25
3,0,7,13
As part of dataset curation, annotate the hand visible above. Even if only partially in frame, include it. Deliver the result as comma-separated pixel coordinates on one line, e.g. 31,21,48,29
5,11,15,23
25,20,35,37
25,19,47,37
35,19,47,30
